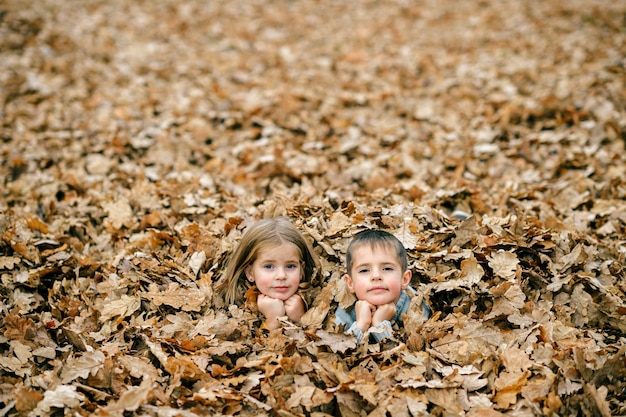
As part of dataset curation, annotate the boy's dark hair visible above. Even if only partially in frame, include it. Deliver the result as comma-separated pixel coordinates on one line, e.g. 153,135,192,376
345,229,408,273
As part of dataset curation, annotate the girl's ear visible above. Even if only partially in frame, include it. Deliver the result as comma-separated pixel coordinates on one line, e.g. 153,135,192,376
245,266,255,283
401,270,412,289
344,273,356,293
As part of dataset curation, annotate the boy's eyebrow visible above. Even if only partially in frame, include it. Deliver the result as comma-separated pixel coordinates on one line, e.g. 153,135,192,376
353,261,399,268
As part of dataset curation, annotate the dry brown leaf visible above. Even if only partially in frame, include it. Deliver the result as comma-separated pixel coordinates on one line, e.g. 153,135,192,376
143,283,206,312
61,351,106,383
487,250,519,281
101,377,155,413
97,294,141,322
102,198,134,230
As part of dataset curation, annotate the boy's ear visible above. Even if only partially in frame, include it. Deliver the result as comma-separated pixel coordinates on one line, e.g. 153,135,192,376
344,273,356,293
401,270,412,289
245,266,255,283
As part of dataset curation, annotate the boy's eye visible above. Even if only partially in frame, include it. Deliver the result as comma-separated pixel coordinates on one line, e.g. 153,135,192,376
358,268,369,274
383,266,394,271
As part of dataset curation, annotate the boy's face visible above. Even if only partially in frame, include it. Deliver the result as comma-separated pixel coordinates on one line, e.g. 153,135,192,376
344,244,411,306
245,243,302,301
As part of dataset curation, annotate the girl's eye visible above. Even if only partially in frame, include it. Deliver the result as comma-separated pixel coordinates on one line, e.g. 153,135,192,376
263,264,274,270
286,264,297,269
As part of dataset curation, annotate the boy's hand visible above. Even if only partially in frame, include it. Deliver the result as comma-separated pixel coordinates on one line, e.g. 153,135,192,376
372,302,396,326
284,294,306,323
257,294,286,330
354,300,376,332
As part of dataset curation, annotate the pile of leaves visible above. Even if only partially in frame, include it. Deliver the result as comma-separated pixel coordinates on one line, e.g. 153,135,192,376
1,0,625,415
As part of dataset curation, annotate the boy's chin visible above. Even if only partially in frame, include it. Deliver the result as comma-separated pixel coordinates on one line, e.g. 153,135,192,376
363,294,397,306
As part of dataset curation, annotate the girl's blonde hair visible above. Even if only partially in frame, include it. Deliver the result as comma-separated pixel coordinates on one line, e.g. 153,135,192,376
218,217,319,305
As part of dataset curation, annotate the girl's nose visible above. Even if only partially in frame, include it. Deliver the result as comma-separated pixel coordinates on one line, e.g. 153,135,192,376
276,267,287,278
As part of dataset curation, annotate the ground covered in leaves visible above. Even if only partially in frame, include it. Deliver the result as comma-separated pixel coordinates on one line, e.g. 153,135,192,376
1,0,626,416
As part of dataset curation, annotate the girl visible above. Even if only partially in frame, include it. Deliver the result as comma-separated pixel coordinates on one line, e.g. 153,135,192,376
218,217,320,330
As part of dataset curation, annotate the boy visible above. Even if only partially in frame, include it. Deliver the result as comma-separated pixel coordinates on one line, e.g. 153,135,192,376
335,229,431,343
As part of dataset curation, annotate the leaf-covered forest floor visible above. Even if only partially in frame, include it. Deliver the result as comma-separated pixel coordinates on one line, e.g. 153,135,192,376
1,0,626,416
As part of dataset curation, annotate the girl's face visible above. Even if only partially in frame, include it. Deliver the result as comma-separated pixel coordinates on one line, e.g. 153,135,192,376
245,243,303,301
345,244,411,306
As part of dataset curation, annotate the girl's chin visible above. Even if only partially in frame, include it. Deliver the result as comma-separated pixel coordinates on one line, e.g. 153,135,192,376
266,291,296,301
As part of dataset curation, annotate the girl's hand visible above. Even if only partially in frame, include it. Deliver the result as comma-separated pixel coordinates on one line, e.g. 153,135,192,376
284,294,306,323
354,300,376,333
372,302,396,326
257,294,286,330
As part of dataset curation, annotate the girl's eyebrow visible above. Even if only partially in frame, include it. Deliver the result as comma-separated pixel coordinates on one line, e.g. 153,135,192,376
258,257,300,263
